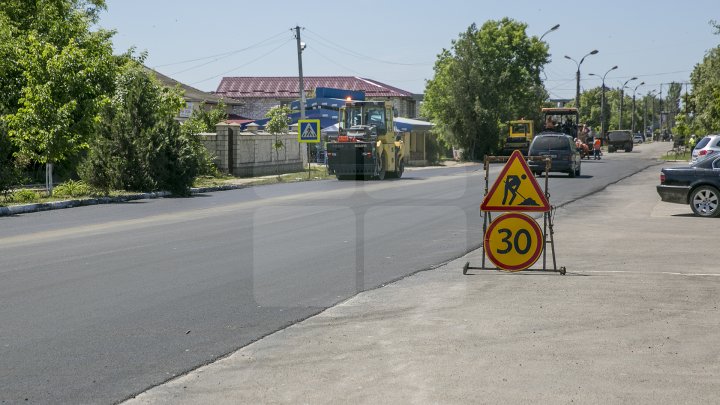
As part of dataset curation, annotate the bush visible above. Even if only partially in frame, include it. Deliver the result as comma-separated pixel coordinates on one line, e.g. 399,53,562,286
9,189,39,203
80,59,200,196
52,180,93,198
0,125,23,199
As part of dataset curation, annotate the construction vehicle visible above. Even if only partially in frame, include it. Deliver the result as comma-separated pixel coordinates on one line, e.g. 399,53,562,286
541,107,579,139
326,99,406,180
502,119,535,155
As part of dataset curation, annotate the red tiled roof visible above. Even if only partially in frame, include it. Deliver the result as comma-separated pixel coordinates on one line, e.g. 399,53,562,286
215,76,413,99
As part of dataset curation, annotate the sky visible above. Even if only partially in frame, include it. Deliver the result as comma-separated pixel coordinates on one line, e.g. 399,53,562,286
98,0,720,100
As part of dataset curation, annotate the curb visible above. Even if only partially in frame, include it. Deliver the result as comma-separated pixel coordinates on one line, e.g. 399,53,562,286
0,184,249,218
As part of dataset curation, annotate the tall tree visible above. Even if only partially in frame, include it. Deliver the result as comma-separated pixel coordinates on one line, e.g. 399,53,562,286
80,59,199,195
0,0,115,193
422,18,549,159
690,46,720,133
181,101,227,176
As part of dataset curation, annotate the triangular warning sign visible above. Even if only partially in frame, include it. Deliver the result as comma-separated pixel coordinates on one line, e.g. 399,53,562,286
302,124,316,139
480,150,550,212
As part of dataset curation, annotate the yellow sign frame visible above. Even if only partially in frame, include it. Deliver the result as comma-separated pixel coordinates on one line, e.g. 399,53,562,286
298,119,321,143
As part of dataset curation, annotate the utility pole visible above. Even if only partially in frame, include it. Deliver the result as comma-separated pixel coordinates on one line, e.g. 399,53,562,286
590,66,618,138
659,83,664,138
294,26,306,120
619,77,637,130
294,26,308,169
643,95,647,138
564,50,598,112
631,81,644,133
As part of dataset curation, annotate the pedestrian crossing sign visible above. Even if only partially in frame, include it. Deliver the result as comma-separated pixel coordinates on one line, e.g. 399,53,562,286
480,150,550,212
298,119,321,143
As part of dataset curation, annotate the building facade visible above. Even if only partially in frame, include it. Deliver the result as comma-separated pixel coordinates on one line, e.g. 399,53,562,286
214,76,417,120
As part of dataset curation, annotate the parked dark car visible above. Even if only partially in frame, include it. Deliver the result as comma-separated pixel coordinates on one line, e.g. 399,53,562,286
657,154,720,217
527,133,581,177
606,130,633,152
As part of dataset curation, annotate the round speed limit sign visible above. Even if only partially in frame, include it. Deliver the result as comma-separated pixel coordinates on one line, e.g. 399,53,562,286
484,212,544,271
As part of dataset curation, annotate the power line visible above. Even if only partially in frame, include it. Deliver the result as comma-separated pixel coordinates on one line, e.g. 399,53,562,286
305,47,365,76
303,28,433,66
170,37,290,76
190,38,294,86
153,30,290,69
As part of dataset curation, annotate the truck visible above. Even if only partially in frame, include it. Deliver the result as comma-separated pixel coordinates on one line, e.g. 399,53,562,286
326,99,406,180
502,119,535,155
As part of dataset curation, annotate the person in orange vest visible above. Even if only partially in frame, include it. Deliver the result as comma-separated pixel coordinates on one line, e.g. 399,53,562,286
593,137,602,160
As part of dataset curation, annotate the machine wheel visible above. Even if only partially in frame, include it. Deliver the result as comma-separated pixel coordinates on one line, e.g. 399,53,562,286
608,146,616,153
375,155,386,180
568,165,576,178
396,159,404,178
690,186,720,217
336,175,353,180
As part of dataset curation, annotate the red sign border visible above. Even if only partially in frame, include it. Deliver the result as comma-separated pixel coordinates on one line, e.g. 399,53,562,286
480,150,550,212
484,212,544,271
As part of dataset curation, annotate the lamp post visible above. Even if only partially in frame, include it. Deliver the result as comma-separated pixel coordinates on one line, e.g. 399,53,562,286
644,89,657,141
631,81,644,133
540,24,560,40
589,65,618,138
564,50,599,111
618,76,637,130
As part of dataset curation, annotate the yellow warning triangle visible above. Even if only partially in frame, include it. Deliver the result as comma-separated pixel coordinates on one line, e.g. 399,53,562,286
480,150,550,212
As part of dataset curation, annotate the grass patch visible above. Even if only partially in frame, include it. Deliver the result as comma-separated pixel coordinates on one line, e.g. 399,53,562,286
252,166,334,185
1,167,335,207
661,150,691,161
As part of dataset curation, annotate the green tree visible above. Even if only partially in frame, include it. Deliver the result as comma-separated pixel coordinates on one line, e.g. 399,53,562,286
183,101,228,134
0,0,116,194
690,43,720,134
422,18,549,159
181,101,227,176
80,59,199,195
264,106,292,174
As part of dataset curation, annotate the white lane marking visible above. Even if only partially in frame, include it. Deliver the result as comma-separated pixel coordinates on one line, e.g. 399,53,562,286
582,270,720,277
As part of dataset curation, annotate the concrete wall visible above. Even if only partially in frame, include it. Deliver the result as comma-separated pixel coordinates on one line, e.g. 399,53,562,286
197,123,305,177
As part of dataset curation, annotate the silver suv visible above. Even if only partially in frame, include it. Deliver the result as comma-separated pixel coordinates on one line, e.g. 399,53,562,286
692,134,720,163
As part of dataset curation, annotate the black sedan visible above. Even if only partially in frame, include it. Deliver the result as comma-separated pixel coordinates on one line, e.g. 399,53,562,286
657,154,720,217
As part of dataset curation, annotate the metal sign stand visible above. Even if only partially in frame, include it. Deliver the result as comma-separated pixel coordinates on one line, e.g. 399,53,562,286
463,155,566,275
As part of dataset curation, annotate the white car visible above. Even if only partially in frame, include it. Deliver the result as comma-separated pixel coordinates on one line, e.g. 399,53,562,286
692,135,720,163
633,134,643,144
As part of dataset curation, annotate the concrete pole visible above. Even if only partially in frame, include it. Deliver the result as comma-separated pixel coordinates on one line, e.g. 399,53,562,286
295,26,307,166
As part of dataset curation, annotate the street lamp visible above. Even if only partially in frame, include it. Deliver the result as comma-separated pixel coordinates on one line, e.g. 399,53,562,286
564,50,598,111
644,89,657,141
589,65,618,137
540,24,560,40
618,77,637,130
631,81,645,133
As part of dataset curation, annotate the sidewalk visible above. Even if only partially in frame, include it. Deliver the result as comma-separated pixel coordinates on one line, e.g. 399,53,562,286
125,161,720,404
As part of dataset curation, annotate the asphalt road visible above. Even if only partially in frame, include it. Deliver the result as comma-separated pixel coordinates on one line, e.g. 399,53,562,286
0,142,668,404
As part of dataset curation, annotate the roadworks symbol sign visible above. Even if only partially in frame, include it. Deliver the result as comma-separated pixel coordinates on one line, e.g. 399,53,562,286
480,150,550,212
298,119,321,143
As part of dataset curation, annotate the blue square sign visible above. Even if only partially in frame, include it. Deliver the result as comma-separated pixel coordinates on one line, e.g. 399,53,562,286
298,119,321,143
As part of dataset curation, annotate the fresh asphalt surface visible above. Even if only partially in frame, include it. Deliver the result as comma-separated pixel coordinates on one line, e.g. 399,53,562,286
1,142,668,403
